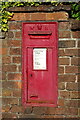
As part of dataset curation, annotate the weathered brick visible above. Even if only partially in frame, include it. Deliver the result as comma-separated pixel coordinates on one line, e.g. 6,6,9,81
46,12,68,20
8,40,21,47
70,91,80,99
2,65,17,72
10,105,24,113
65,48,80,57
13,56,21,63
59,58,69,65
58,82,65,90
72,31,80,38
10,48,21,55
2,112,17,118
2,105,11,112
58,40,75,48
24,107,33,114
58,66,64,74
10,13,30,21
58,99,64,107
9,22,22,30
71,57,80,66
2,81,21,89
78,40,80,47
58,75,76,82
59,22,70,30
31,13,46,20
58,49,65,56
0,48,8,55
78,108,80,116
46,107,65,115
59,91,70,99
66,82,79,91
59,31,71,38
13,90,21,97
8,73,21,80
65,66,79,73
2,89,12,96
2,56,11,64
18,65,21,72
65,100,79,107
15,31,22,39
32,107,47,115
2,72,7,80
2,98,18,105
2,40,8,47
65,107,78,115
6,31,14,38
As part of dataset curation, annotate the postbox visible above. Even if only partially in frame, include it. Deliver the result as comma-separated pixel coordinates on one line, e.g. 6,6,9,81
22,22,58,107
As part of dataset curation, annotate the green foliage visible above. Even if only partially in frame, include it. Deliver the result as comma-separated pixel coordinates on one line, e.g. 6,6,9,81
1,2,80,32
71,3,80,20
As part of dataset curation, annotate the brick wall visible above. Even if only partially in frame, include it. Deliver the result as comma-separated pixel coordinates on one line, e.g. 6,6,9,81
1,5,80,119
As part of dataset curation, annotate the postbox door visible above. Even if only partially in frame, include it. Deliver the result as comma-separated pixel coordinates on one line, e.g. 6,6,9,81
27,47,57,104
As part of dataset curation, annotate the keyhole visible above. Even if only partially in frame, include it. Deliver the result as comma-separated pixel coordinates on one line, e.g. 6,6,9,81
30,74,32,77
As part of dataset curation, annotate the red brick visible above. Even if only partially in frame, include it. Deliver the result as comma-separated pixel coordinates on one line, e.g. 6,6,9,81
13,90,21,97
46,107,65,115
72,31,80,38
10,13,30,21
70,91,80,99
58,99,65,107
78,40,80,47
65,107,78,115
59,31,71,38
59,58,69,65
78,108,80,116
59,91,70,99
58,40,75,48
65,66,79,73
59,22,70,30
2,98,18,105
31,13,46,20
18,65,21,72
10,105,24,113
2,56,11,64
58,66,64,74
9,22,21,30
8,40,21,47
65,100,79,107
46,12,68,20
13,56,21,63
2,89,12,96
2,112,17,118
2,72,6,80
71,57,80,66
15,31,22,39
58,74,76,82
58,82,65,90
10,48,21,55
2,105,11,112
2,40,8,47
32,107,47,115
65,48,80,57
66,82,79,91
58,49,65,56
6,31,14,38
0,48,8,55
8,73,21,80
2,81,22,89
2,65,17,72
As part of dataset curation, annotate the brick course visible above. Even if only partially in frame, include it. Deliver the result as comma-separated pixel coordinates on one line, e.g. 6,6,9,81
1,5,80,119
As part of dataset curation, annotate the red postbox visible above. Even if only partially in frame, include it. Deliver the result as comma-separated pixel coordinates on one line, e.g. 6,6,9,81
22,22,58,107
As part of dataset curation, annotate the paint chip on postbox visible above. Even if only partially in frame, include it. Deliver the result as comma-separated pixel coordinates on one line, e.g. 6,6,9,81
33,48,46,70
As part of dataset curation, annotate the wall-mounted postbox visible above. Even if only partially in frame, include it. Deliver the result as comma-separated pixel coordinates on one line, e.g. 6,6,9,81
22,22,58,107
